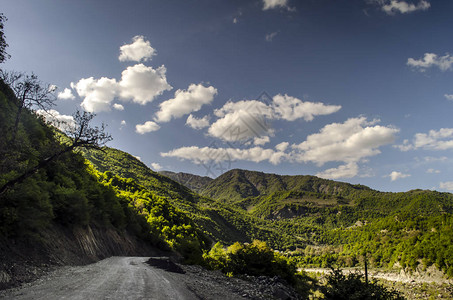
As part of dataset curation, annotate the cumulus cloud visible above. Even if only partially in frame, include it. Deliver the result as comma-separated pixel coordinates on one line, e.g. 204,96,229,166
272,94,341,121
57,88,75,100
209,100,273,142
254,136,270,146
121,120,126,126
265,32,278,42
292,117,399,165
389,171,411,181
161,146,287,165
151,163,162,170
208,95,340,143
440,181,453,191
186,114,210,130
407,53,453,72
113,103,124,111
427,168,440,174
72,64,171,112
275,142,289,152
381,0,430,14
317,162,359,179
262,0,288,10
135,121,160,134
119,35,156,62
155,84,217,123
36,109,75,132
396,128,453,151
445,94,453,101
119,64,172,105
71,77,119,112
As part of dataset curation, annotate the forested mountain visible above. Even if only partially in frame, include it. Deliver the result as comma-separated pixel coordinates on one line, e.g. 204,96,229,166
199,168,373,202
159,171,213,193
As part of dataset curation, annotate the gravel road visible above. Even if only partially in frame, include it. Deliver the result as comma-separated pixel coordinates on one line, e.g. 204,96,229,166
0,257,198,300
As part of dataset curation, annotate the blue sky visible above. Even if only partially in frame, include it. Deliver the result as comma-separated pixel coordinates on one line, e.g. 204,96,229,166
2,0,453,192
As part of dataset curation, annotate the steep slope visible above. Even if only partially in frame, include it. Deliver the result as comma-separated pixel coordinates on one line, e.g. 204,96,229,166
83,149,286,247
159,171,212,193
0,79,206,288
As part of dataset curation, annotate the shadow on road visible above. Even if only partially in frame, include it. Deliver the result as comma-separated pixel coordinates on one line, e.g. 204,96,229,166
146,257,186,274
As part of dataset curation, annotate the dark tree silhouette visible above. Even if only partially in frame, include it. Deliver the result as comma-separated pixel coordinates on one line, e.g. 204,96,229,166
0,110,112,195
0,70,56,142
0,13,10,63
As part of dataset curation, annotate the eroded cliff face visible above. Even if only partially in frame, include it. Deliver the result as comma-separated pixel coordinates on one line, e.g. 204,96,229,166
0,224,159,290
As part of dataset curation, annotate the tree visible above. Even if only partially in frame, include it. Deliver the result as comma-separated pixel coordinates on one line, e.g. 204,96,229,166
0,70,56,142
0,110,112,195
0,13,10,63
319,267,405,300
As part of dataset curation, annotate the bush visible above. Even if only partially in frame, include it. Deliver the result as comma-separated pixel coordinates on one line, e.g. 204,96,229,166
319,267,405,300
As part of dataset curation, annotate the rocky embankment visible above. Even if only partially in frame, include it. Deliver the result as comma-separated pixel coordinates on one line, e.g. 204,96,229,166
0,224,158,290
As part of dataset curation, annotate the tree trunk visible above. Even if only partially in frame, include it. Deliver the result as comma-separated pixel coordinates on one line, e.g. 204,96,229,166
0,145,75,196
11,104,23,143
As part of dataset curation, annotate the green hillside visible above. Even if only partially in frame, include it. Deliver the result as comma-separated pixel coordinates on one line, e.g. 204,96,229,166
83,148,287,247
159,171,213,193
198,169,453,276
0,78,210,264
199,168,372,202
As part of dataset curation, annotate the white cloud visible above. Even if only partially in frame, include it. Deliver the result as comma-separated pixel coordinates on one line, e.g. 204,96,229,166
155,84,217,123
423,156,448,162
36,109,75,132
382,0,430,15
427,168,440,174
71,64,172,112
262,0,288,10
292,117,398,165
445,94,453,101
119,35,156,62
254,136,270,146
265,32,278,42
397,128,453,151
208,95,340,143
275,142,289,152
135,121,160,134
151,163,162,170
119,64,172,105
389,171,411,181
317,162,359,179
272,94,341,121
113,103,124,111
71,77,119,113
57,88,75,100
440,181,453,191
134,156,141,161
233,18,238,24
186,114,210,130
120,120,126,126
209,100,273,142
161,146,287,165
407,53,453,72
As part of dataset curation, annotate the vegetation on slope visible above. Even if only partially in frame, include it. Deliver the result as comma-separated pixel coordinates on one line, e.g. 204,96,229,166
159,170,213,193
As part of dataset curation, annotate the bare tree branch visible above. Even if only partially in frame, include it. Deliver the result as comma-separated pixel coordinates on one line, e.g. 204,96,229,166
0,70,56,142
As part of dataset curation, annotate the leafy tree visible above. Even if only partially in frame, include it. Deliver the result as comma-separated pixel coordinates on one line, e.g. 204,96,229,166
319,268,405,300
0,13,10,63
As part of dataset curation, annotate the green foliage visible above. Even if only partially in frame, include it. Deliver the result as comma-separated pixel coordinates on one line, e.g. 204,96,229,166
203,240,313,298
203,240,296,283
319,268,405,300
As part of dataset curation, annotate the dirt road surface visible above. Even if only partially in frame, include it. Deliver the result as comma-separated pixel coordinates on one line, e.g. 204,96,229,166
0,257,198,300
